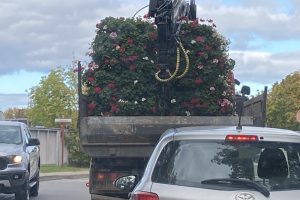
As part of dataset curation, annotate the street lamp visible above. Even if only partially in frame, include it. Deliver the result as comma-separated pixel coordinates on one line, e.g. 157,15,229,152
55,118,72,167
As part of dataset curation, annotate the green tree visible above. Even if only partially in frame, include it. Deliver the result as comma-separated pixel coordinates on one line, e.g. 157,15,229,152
27,67,77,127
267,71,300,130
27,66,89,166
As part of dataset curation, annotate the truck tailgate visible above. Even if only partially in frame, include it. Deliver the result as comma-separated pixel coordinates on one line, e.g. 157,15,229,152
79,116,253,157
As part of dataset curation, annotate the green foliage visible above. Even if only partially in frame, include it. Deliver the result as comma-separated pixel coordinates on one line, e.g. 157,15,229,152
27,67,89,166
82,17,235,116
27,67,77,127
267,71,300,130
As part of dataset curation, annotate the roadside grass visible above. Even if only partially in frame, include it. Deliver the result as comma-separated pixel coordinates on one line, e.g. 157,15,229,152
41,164,88,173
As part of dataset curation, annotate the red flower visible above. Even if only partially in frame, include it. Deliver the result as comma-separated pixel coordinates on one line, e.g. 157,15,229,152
197,52,205,57
107,83,115,89
129,64,136,71
199,103,209,108
127,38,134,45
191,20,198,28
191,98,199,105
204,45,212,51
104,59,110,65
143,13,149,18
96,23,101,29
93,87,102,94
87,77,94,83
110,104,119,113
128,55,138,61
195,36,205,43
119,47,125,54
194,78,202,85
88,102,96,110
179,16,188,21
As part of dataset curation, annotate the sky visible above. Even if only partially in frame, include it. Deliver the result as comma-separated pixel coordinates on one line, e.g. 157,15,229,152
0,0,299,111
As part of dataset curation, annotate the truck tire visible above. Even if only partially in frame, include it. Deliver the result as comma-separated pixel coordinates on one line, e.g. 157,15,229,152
15,177,29,200
30,170,39,197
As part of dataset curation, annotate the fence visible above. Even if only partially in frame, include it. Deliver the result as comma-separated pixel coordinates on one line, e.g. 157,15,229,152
30,127,69,165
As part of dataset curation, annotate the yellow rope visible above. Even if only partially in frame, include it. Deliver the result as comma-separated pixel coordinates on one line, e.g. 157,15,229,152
155,46,180,82
176,41,189,79
154,40,190,82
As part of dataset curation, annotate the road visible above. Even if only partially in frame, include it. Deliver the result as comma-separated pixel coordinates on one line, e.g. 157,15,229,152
0,178,90,200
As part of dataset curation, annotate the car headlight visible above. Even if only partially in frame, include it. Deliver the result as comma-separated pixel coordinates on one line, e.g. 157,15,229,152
8,155,23,164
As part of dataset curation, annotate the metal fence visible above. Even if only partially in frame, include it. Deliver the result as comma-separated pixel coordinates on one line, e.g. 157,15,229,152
30,127,69,165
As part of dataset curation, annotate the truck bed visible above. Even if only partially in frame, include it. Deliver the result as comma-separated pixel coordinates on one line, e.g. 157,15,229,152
79,116,253,157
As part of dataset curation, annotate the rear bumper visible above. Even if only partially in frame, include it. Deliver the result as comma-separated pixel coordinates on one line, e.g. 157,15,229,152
91,193,127,200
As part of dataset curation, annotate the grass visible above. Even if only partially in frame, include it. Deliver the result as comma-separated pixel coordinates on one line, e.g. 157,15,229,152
41,164,88,173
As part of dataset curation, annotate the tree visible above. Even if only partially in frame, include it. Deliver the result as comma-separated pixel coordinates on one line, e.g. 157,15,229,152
267,71,300,131
27,67,77,127
4,108,27,119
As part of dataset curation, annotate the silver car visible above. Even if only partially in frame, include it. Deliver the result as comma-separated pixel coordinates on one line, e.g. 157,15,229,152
115,126,300,200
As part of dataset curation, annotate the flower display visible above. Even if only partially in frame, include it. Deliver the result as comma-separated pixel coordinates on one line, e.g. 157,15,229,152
82,17,235,116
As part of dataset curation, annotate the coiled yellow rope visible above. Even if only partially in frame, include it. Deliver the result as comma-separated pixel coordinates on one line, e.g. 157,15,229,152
154,40,189,82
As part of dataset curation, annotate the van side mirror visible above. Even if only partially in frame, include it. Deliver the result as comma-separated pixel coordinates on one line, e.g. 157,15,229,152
241,85,250,95
28,138,40,146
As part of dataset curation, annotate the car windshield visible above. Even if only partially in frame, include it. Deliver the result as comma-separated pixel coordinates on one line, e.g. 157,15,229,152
0,125,22,144
152,140,300,191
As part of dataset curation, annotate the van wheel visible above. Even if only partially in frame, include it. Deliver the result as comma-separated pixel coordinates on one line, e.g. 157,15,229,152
30,170,39,197
15,177,29,200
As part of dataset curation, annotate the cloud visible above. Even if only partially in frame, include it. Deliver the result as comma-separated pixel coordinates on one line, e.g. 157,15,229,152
0,0,148,75
230,50,300,84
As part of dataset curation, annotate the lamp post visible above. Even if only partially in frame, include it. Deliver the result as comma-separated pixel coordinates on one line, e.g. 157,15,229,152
55,118,71,167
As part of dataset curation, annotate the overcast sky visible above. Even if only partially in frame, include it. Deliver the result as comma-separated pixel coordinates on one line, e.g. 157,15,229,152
0,0,299,111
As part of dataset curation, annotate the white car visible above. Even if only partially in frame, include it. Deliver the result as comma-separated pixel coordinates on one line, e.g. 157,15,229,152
115,126,300,200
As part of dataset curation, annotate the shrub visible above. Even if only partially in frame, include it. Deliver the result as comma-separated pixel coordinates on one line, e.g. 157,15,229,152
82,17,235,116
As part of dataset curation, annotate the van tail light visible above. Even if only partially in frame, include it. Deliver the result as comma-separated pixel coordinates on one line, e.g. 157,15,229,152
226,135,258,142
132,191,159,200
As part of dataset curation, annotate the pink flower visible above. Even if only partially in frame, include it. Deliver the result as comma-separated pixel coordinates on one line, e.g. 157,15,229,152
197,52,205,57
194,78,203,85
119,47,125,54
107,83,115,90
87,77,94,83
88,102,96,110
128,55,138,62
93,87,102,94
129,64,136,71
195,36,205,43
143,13,149,18
109,32,118,39
191,19,198,28
127,38,134,45
96,23,101,29
197,64,204,69
191,98,199,105
110,104,119,113
104,59,110,65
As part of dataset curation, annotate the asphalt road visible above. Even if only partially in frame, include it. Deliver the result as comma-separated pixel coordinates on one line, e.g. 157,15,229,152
0,178,90,200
